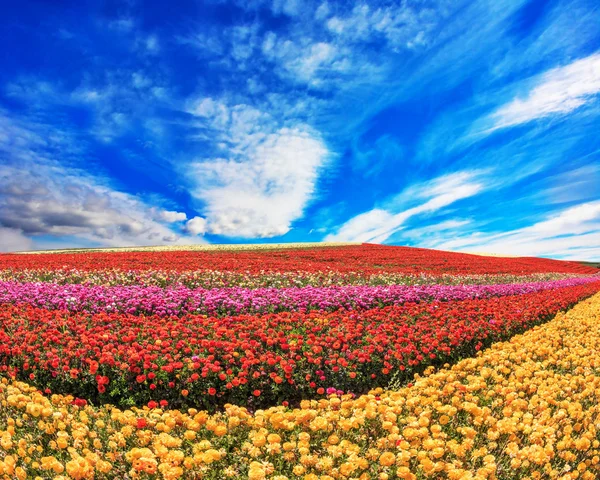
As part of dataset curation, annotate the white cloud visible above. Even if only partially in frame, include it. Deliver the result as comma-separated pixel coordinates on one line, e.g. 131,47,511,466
188,121,329,238
144,35,159,54
259,35,341,86
258,31,381,89
324,209,394,244
527,201,600,236
490,53,600,130
261,31,277,55
326,17,345,35
187,97,231,129
314,2,330,21
320,3,437,50
0,162,193,246
403,219,472,238
187,98,279,152
0,112,201,250
0,227,34,252
185,96,330,238
296,42,337,80
185,216,207,236
132,72,151,89
157,210,187,223
325,171,485,243
271,0,301,17
431,200,600,260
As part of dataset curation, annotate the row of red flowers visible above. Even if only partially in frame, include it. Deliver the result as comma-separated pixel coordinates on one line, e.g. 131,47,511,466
2,281,598,411
1,244,595,275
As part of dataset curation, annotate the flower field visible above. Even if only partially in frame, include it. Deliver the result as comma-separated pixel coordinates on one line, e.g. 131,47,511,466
1,275,598,317
0,244,599,479
0,244,596,275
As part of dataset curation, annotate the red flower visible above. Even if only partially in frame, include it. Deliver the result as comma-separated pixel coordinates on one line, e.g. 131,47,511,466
0,273,596,412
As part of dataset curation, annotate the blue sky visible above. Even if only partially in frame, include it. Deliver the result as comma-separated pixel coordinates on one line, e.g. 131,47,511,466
0,0,599,259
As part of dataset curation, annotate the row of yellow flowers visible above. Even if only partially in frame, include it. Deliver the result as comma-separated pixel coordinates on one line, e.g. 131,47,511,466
2,292,600,480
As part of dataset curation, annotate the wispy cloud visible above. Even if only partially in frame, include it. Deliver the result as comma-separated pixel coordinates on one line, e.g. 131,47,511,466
325,171,485,243
489,52,600,131
7,70,171,144
429,201,600,260
179,0,454,97
536,163,600,205
401,219,473,238
322,2,439,50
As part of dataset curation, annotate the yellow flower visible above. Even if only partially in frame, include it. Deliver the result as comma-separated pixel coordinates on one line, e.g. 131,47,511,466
1,291,600,480
293,465,305,475
379,452,395,467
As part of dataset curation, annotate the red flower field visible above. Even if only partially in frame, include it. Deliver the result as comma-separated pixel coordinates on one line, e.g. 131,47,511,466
1,278,598,410
0,244,595,275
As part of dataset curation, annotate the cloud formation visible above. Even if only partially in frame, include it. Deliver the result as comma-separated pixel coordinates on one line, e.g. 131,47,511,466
325,171,485,243
187,99,329,237
490,53,600,130
185,216,207,236
0,162,188,247
0,227,34,252
430,201,600,260
0,112,200,250
156,210,187,223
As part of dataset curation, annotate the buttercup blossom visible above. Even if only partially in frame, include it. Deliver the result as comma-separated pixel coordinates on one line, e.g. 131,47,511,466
0,293,599,478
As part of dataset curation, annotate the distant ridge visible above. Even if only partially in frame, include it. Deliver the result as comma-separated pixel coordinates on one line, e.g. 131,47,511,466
462,251,519,258
11,242,360,255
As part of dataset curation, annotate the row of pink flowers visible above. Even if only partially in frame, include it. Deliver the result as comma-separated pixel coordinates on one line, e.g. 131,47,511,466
0,275,597,317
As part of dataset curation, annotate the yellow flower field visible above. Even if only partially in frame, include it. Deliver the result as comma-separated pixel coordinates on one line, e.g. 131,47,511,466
2,292,600,480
